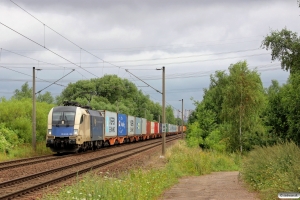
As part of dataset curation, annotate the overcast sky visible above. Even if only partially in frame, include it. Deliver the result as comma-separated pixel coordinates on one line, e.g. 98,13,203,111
0,0,299,118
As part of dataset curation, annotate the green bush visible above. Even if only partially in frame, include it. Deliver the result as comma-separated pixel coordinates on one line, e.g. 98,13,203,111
241,142,300,199
0,98,54,143
0,123,20,153
204,129,226,152
186,121,203,147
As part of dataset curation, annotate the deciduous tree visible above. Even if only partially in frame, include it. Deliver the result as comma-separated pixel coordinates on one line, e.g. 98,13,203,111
262,28,300,73
221,61,266,153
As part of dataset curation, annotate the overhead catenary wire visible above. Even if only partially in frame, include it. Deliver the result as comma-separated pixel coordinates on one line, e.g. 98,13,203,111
125,69,182,113
36,69,75,94
0,63,282,83
76,48,262,64
1,50,267,69
0,48,266,67
1,48,75,70
0,65,67,87
104,52,270,68
125,69,162,94
9,0,123,72
0,22,98,78
1,48,87,78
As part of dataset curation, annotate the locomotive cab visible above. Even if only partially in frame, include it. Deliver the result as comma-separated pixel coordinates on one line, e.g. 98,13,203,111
46,106,82,153
46,102,105,153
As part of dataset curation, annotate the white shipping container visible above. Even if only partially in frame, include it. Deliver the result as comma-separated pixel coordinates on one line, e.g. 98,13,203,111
98,110,117,137
127,115,135,136
151,122,155,134
169,124,173,132
141,118,147,135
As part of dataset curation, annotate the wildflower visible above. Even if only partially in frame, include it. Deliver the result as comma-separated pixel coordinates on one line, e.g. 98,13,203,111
67,190,72,194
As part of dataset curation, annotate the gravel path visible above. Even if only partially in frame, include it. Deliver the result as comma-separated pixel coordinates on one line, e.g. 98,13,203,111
162,171,259,200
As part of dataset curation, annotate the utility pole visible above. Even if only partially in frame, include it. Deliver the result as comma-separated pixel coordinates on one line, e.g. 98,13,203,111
162,66,166,156
32,67,36,151
181,99,183,139
156,66,165,157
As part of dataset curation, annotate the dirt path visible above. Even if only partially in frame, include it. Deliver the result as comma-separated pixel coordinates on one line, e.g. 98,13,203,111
161,171,259,200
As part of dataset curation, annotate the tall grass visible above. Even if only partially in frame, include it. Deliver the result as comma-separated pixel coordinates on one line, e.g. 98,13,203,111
0,142,53,162
43,141,240,200
241,142,300,199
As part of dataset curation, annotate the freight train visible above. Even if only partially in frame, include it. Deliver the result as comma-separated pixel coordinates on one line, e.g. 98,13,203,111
46,101,186,153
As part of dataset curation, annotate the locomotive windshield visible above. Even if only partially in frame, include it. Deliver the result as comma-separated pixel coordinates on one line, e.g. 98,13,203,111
52,111,75,125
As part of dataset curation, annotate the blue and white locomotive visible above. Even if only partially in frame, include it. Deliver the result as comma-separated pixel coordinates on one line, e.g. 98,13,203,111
46,102,105,153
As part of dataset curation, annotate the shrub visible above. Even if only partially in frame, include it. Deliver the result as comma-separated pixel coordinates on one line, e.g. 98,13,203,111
0,98,54,143
241,142,300,199
0,123,20,153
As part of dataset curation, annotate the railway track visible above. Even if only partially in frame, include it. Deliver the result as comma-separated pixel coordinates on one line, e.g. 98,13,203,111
0,137,156,171
0,135,181,200
0,154,68,171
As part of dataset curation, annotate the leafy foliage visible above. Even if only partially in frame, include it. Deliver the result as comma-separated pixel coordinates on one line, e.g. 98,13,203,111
12,82,55,104
262,28,300,73
280,72,300,143
221,61,266,152
0,123,19,153
263,80,288,141
37,91,54,104
12,82,32,100
187,61,267,152
57,75,176,123
242,142,300,199
0,98,54,143
186,28,300,153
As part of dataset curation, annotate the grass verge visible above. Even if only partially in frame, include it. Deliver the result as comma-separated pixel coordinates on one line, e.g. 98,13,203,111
0,142,53,161
42,140,240,200
241,142,300,200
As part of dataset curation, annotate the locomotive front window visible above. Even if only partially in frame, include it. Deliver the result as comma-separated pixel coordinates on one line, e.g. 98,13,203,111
52,111,75,125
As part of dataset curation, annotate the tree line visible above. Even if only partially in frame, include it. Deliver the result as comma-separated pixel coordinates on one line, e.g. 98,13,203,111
187,28,300,153
0,75,181,152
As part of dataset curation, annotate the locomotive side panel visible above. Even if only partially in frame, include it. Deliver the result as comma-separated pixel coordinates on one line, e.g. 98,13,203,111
78,109,89,144
89,110,104,141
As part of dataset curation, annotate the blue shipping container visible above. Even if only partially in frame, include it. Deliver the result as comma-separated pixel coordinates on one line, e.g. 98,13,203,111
117,113,127,136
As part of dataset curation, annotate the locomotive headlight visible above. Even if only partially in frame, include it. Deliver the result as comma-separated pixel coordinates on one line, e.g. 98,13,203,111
48,129,52,135
74,129,78,135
